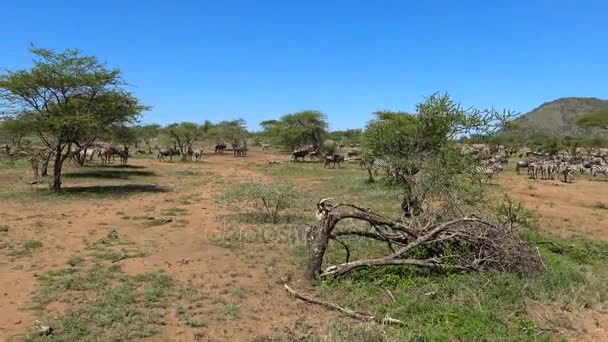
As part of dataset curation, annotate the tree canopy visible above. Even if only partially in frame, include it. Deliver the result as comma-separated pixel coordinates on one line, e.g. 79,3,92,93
362,93,516,218
260,110,328,150
0,47,147,190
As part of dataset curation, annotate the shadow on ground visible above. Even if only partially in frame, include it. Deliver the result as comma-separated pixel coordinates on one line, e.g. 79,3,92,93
52,184,168,196
64,169,157,179
83,164,148,169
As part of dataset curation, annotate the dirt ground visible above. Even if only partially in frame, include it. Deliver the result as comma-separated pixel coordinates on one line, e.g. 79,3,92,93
497,166,608,241
1,151,607,340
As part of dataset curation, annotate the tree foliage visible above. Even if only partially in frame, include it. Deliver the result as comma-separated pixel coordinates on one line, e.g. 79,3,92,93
362,93,516,218
0,47,147,191
217,180,304,223
0,117,31,147
260,110,328,150
163,122,207,159
208,119,248,146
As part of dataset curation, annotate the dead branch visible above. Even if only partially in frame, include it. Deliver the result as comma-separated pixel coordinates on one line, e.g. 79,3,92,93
282,277,405,325
306,198,543,280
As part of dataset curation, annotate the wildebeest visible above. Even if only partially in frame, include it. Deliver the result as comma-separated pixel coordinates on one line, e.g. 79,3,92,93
292,149,309,162
324,153,344,168
215,143,227,154
157,148,181,162
118,146,129,165
100,146,120,164
233,145,247,157
186,147,194,161
515,160,529,175
194,149,204,162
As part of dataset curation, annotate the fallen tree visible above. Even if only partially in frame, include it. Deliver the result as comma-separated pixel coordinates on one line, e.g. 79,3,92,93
305,198,543,280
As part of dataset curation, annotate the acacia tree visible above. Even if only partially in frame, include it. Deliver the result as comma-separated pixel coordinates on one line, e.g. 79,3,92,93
0,47,147,191
134,124,161,152
363,93,515,218
164,122,206,160
208,119,248,147
0,117,31,148
260,110,328,150
305,93,522,280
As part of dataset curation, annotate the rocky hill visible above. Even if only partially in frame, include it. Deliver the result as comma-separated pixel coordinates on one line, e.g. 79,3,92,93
516,97,608,136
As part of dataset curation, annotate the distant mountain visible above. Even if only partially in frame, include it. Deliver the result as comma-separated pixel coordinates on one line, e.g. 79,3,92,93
516,97,608,136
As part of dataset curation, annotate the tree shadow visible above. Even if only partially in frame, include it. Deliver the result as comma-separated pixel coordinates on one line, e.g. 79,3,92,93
56,184,168,196
64,169,157,180
83,164,147,169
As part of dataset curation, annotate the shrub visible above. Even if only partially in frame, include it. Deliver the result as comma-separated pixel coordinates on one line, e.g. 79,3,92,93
217,180,304,223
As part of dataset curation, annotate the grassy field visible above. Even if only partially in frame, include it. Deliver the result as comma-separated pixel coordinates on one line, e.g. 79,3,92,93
1,151,607,341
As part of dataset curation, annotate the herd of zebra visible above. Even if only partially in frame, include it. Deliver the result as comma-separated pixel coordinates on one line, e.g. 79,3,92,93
514,157,608,183
69,145,130,165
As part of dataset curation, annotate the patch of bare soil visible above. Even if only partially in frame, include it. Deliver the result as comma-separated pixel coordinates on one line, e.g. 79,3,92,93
528,300,608,341
497,172,608,241
0,150,331,341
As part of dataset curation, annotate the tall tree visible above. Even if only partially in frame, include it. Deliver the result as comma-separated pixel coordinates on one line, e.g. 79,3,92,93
208,119,248,147
0,47,147,191
0,117,31,148
164,122,205,160
260,110,328,150
363,93,515,218
134,124,161,152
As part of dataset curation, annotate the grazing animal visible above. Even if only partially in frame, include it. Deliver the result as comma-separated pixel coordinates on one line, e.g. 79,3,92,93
157,148,180,162
194,149,204,162
100,147,120,164
324,153,345,168
347,149,359,158
292,149,309,162
261,143,271,151
309,149,320,160
118,146,129,165
475,162,503,180
186,147,194,161
560,164,575,183
515,160,529,175
214,143,227,154
591,165,608,178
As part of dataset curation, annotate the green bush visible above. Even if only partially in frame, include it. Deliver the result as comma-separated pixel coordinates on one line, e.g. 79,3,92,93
217,180,304,223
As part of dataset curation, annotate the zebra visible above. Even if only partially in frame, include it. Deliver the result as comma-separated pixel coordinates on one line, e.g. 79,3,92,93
475,162,503,179
591,165,608,178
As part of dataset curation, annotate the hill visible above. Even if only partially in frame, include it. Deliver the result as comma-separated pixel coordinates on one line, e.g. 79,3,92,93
516,97,608,136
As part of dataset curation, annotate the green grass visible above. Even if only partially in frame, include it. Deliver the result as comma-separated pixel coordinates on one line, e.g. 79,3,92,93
9,240,43,257
24,264,174,341
257,160,608,340
160,207,189,216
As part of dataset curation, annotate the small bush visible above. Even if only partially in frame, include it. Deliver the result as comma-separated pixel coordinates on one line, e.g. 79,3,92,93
496,194,536,231
217,180,304,223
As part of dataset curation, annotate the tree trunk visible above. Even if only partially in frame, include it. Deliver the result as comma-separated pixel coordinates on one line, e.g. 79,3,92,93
306,225,331,280
30,158,39,179
51,148,64,192
41,152,51,176
366,167,375,183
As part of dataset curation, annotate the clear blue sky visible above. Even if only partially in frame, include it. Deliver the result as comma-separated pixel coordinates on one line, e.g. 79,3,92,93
2,0,606,130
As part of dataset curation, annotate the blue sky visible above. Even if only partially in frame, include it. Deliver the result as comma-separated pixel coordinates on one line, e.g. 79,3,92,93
2,0,606,130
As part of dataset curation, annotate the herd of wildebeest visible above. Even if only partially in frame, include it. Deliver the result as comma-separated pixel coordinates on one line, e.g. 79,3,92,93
11,140,607,184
